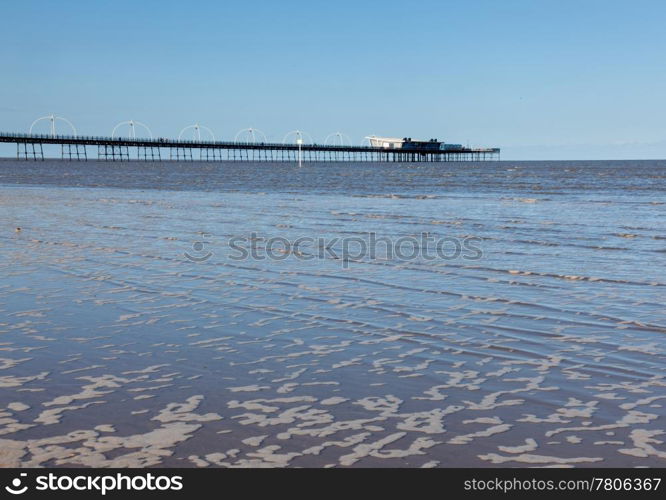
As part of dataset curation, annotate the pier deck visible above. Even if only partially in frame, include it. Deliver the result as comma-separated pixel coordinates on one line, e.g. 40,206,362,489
0,132,500,162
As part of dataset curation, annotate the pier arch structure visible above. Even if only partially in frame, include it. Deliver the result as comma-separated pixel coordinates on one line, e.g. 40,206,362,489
27,115,80,160
179,124,218,160
109,120,155,160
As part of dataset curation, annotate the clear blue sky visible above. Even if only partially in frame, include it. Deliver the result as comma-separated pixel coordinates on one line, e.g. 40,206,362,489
1,0,665,159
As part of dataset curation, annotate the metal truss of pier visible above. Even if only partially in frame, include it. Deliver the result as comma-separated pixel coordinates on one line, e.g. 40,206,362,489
1,132,500,162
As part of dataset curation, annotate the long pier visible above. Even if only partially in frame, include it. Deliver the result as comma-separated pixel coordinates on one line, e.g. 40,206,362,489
0,132,500,162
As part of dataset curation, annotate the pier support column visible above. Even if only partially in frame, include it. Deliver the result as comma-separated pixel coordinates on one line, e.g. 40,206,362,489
138,146,161,161
170,147,193,161
61,143,87,160
98,145,129,161
201,148,221,161
17,143,44,160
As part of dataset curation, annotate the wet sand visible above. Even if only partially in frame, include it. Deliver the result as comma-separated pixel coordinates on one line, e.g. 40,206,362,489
1,160,665,467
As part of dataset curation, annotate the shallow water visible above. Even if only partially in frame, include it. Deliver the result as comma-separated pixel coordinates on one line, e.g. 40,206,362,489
0,160,665,467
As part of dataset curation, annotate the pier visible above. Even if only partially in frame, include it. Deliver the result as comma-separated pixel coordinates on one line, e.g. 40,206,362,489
0,132,500,162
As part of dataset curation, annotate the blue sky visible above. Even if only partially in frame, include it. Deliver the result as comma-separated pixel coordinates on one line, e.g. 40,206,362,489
1,0,665,159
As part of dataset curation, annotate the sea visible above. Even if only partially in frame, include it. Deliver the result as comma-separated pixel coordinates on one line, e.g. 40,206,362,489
0,159,665,467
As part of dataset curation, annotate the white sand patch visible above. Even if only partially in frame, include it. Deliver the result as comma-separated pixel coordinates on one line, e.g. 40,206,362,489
276,383,298,394
35,401,105,425
188,455,209,467
0,371,49,388
272,368,307,383
354,395,402,416
618,429,666,459
61,365,105,375
302,433,370,456
320,397,348,406
44,375,128,407
228,385,270,393
235,405,327,429
397,407,460,434
121,364,170,375
463,417,503,425
339,432,439,466
241,435,268,447
1,396,219,467
545,410,659,437
498,438,538,454
94,425,116,433
7,402,30,412
152,396,222,424
619,396,666,411
0,410,35,435
0,358,32,370
479,453,603,465
0,439,27,467
118,313,142,322
448,423,512,445
228,396,317,414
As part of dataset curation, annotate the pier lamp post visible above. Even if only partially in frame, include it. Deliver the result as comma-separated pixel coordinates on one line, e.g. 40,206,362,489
296,138,303,167
29,114,77,138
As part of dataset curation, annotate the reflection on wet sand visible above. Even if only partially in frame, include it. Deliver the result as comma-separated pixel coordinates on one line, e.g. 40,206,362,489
1,161,665,467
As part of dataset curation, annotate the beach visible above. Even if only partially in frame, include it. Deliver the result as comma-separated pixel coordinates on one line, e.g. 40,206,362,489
0,159,665,467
